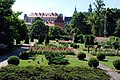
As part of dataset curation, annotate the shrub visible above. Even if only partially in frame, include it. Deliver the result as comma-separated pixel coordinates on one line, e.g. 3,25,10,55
45,52,69,65
77,34,84,43
112,41,119,50
74,34,78,43
77,52,86,60
88,58,99,68
70,43,79,49
7,56,20,65
97,53,105,61
84,35,90,45
113,59,120,70
19,51,29,60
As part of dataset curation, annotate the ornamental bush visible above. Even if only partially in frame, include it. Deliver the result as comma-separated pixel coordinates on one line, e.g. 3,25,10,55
77,52,86,60
113,59,120,70
97,53,105,61
70,43,79,49
7,56,20,65
19,51,29,60
45,51,69,65
88,58,99,68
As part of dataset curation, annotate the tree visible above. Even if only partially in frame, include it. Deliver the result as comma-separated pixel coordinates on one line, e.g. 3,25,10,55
38,34,44,44
114,19,120,37
30,18,48,40
49,26,61,39
70,12,88,34
0,0,15,45
45,34,50,44
88,0,105,36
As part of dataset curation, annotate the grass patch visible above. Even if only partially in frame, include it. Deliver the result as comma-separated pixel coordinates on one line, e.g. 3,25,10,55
66,55,88,67
19,55,48,67
100,56,120,70
19,55,88,67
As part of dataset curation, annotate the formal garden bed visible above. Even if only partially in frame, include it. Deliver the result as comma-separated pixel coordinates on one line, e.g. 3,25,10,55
4,35,120,79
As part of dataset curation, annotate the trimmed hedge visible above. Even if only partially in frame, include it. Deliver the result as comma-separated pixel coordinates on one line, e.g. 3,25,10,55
77,52,86,60
19,51,29,60
7,56,20,65
97,53,105,61
88,58,99,68
45,52,69,65
0,65,110,80
113,59,120,70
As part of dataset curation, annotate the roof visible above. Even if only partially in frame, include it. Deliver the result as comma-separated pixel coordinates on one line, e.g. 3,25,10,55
28,12,59,17
54,16,64,23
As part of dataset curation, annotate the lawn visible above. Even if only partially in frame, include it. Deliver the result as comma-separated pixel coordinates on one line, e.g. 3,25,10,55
100,56,120,70
19,55,89,67
19,55,48,67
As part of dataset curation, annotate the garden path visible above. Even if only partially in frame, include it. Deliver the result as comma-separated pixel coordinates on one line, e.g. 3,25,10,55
0,42,35,68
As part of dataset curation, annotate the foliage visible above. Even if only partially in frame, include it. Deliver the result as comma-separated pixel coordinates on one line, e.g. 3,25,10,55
25,34,29,44
49,26,62,39
45,34,49,44
70,12,90,34
0,65,110,80
77,34,84,43
84,35,95,45
70,43,79,49
38,34,44,44
84,35,90,45
112,41,119,50
74,33,78,43
97,53,105,61
77,52,86,60
45,52,69,65
30,18,48,39
91,50,120,56
114,18,120,37
113,59,120,70
88,58,99,68
19,51,29,60
7,56,20,65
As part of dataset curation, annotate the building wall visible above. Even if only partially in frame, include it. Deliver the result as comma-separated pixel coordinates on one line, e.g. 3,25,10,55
24,13,64,30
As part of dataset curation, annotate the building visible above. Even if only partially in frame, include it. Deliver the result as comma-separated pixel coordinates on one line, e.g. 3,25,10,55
24,12,64,30
64,17,72,25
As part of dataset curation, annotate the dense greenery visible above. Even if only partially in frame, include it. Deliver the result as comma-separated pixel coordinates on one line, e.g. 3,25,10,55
77,52,86,60
0,65,110,80
7,56,20,65
65,0,120,37
97,53,106,61
113,59,120,70
45,51,69,65
30,17,49,40
19,51,29,60
88,58,99,68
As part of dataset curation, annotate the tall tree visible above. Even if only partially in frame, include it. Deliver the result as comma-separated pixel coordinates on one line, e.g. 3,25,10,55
0,0,15,44
70,12,89,34
30,18,48,40
89,0,105,36
49,26,61,39
114,19,120,37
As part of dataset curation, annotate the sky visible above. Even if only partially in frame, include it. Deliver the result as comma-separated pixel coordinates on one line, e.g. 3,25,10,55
12,0,120,19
